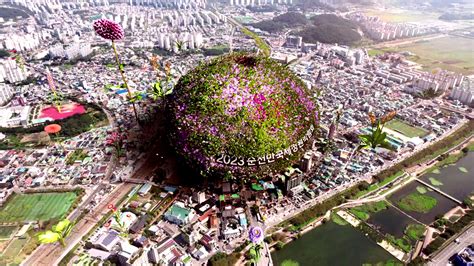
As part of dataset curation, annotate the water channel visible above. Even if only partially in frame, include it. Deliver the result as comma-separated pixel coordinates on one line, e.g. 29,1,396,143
272,152,473,265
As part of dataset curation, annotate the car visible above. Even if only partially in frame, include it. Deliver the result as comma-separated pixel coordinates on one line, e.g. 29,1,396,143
454,238,460,244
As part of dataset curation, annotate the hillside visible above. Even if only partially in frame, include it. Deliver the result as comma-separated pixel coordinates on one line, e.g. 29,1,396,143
251,12,307,33
297,14,362,45
251,13,362,45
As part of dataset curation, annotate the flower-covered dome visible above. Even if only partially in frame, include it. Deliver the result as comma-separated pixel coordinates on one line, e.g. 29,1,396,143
167,53,318,178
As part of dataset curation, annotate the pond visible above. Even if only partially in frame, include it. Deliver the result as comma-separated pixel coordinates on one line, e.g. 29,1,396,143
271,221,398,266
388,181,457,224
369,206,414,238
419,152,474,202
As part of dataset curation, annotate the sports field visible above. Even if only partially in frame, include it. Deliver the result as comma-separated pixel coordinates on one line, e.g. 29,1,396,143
386,119,428,138
0,192,77,223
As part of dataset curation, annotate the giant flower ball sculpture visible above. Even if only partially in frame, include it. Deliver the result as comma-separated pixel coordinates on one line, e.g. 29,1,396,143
167,53,318,179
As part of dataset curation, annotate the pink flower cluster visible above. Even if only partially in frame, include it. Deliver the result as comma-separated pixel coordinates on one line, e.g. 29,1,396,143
93,19,124,41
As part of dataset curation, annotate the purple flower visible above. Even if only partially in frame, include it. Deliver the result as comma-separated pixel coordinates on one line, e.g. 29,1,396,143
93,19,124,41
249,226,264,244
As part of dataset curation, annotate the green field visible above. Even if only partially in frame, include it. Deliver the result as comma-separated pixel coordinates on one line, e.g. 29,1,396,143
397,193,437,214
330,212,348,226
0,192,77,223
0,226,17,239
364,9,441,23
350,201,388,221
386,119,428,138
378,36,474,75
405,224,426,241
368,49,386,57
354,171,405,198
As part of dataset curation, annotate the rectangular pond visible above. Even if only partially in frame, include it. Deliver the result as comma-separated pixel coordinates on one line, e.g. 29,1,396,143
271,221,398,266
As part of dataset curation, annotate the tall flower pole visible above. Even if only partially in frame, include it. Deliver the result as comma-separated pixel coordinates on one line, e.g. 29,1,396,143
93,19,139,124
46,68,62,113
37,219,74,247
339,111,397,177
106,131,125,158
106,204,128,237
248,226,264,265
44,124,63,149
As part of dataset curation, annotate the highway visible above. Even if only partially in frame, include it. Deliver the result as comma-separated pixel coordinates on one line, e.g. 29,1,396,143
428,225,474,266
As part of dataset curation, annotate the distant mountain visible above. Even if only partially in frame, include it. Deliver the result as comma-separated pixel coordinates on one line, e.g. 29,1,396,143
297,14,362,46
251,12,308,33
251,13,362,46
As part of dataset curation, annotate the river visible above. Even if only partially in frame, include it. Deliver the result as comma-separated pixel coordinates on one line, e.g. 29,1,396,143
271,221,398,266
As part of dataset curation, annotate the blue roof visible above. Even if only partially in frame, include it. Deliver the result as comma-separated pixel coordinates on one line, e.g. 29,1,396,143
138,183,152,194
164,186,177,193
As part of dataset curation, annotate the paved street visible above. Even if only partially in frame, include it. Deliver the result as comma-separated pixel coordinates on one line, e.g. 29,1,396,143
428,225,474,266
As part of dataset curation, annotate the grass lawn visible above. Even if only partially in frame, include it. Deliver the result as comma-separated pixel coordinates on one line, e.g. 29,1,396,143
386,234,412,253
405,224,426,241
350,208,370,221
0,192,77,223
350,201,388,221
330,212,348,226
397,192,437,213
0,226,17,239
386,119,428,138
368,49,386,57
380,36,474,75
354,171,404,198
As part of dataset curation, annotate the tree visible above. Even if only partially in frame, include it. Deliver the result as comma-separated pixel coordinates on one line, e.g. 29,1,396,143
37,219,74,247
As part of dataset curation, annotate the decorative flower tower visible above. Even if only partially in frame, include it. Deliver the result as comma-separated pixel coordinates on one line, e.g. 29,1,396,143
167,53,318,179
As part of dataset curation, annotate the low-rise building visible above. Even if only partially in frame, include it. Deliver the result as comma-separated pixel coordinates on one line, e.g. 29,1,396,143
164,203,193,226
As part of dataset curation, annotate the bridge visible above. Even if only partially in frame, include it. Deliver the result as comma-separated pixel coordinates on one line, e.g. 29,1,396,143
386,200,428,227
123,177,158,186
414,178,463,205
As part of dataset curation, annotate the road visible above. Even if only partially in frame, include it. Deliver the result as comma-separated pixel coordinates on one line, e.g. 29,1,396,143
428,225,474,266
